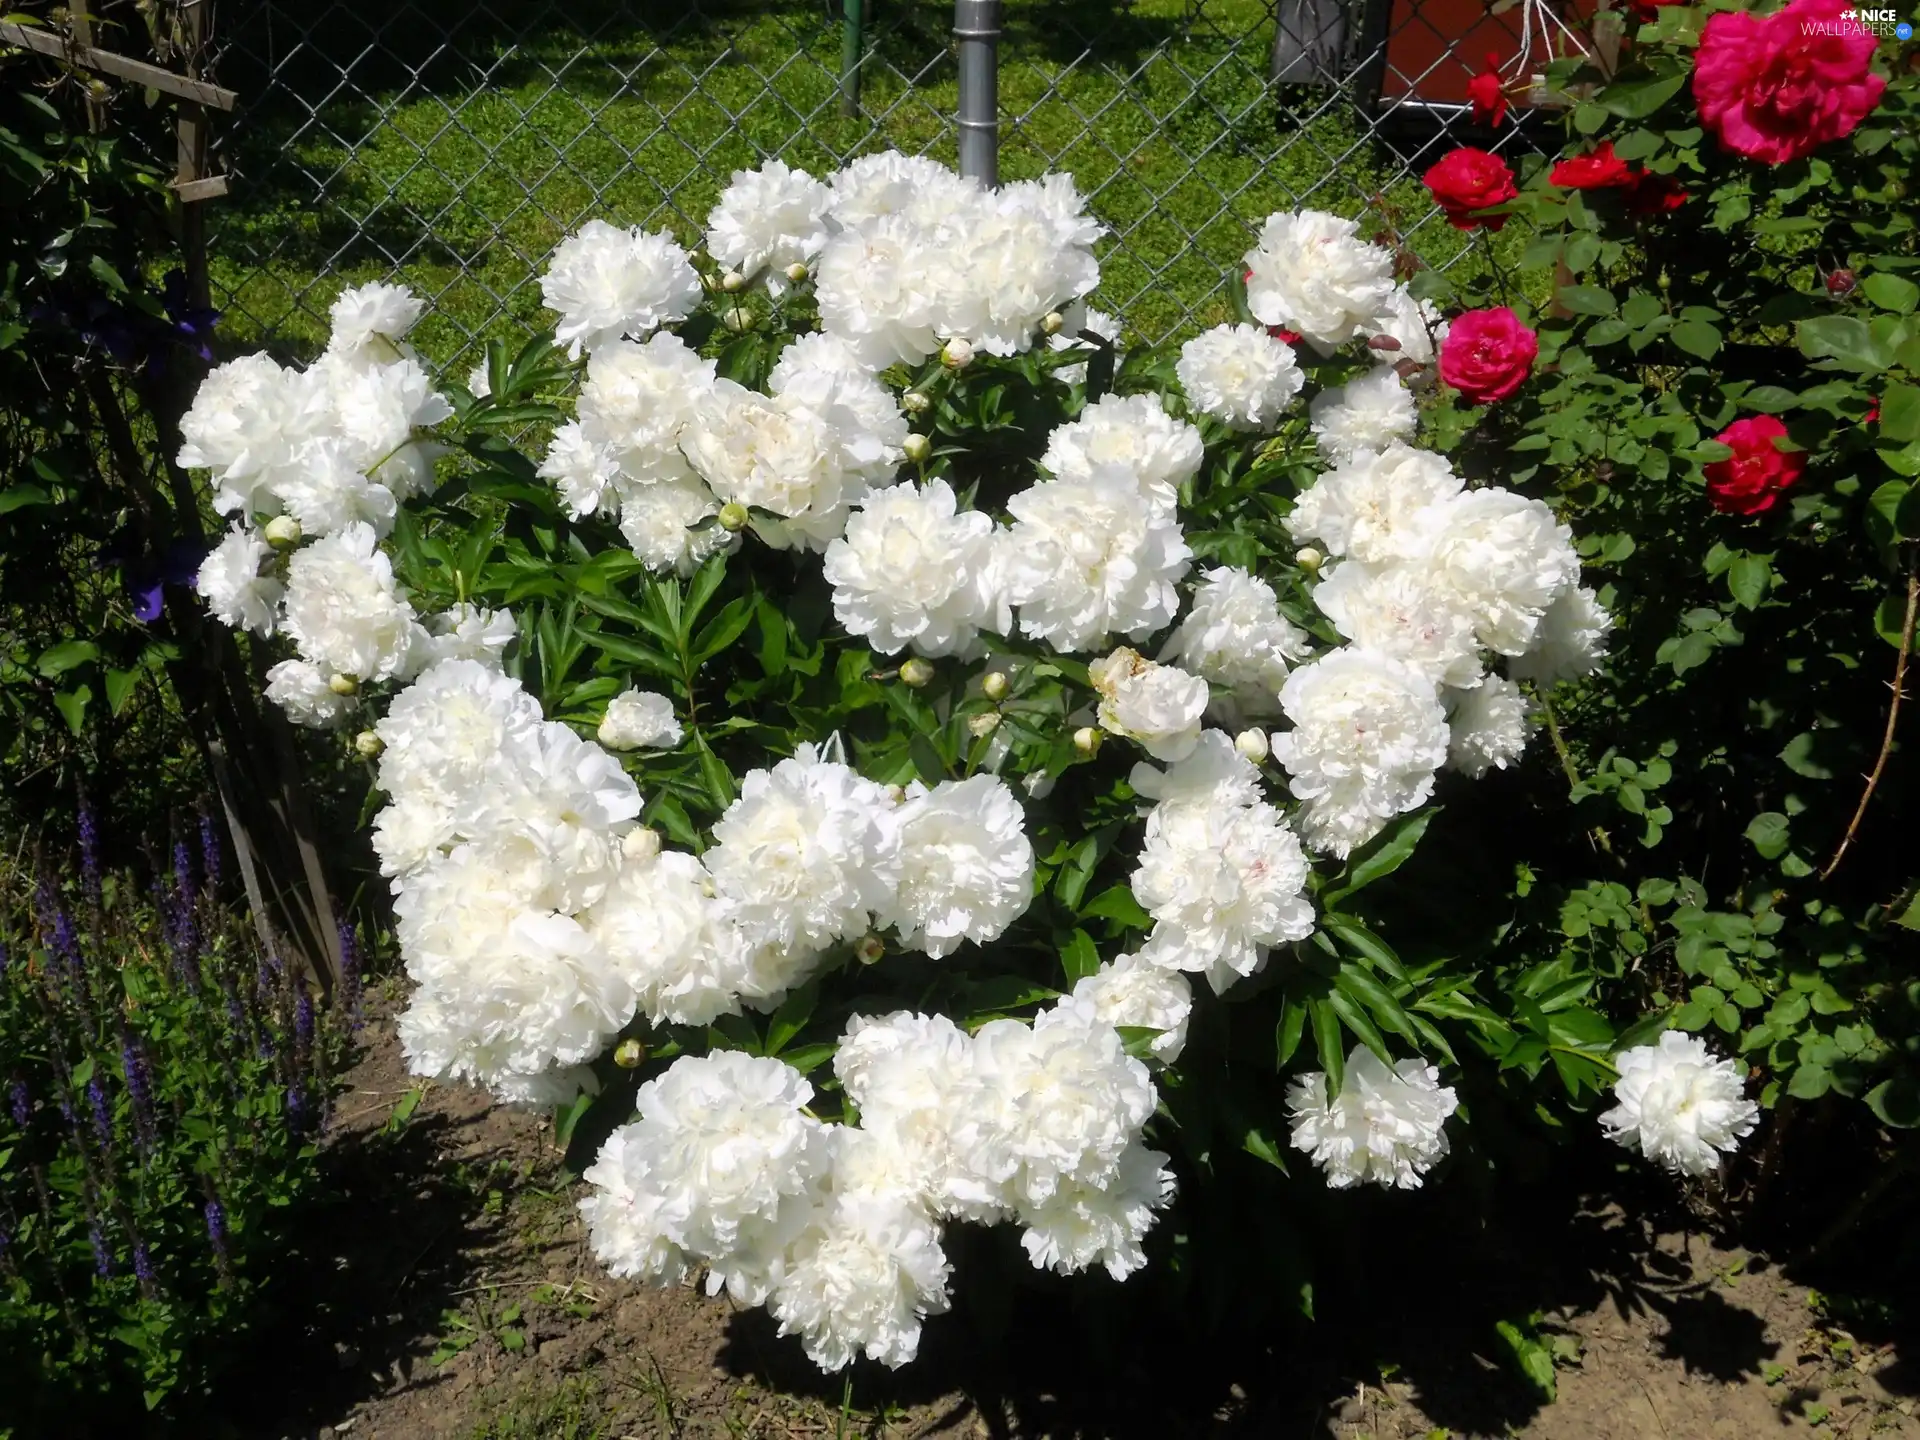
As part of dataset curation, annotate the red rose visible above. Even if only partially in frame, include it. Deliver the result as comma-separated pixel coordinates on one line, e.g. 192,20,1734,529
1439,307,1539,404
1693,0,1886,166
1424,148,1519,231
1467,53,1508,127
1625,171,1687,216
1550,141,1636,190
1270,327,1302,346
1864,396,1880,425
1704,415,1804,515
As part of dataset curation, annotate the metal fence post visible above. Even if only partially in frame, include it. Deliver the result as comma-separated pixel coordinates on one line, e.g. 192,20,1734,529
954,0,1000,186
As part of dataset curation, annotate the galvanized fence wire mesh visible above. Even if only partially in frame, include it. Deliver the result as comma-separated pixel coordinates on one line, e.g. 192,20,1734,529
205,0,1586,369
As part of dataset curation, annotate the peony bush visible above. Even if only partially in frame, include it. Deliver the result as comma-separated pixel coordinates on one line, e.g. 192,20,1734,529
173,9,1920,1361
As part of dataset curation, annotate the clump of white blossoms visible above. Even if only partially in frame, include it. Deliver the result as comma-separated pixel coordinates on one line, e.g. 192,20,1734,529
1600,1032,1760,1178
180,164,1639,1382
1176,323,1304,431
1288,1046,1460,1189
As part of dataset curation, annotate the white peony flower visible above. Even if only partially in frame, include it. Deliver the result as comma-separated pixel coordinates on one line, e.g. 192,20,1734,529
956,1007,1158,1213
1162,566,1310,723
578,332,716,487
1364,286,1448,369
598,688,684,751
1244,210,1399,352
1510,584,1612,687
374,659,543,825
680,381,865,551
490,1064,599,1111
1421,490,1581,657
615,473,735,576
883,775,1035,960
1003,474,1191,652
1271,648,1451,857
1311,560,1483,690
1285,443,1462,566
822,480,1009,659
1127,727,1265,813
943,181,1100,355
279,521,422,683
1287,1045,1459,1189
1132,790,1315,994
325,281,424,363
176,354,330,520
415,602,517,671
827,151,977,230
541,220,702,358
1039,392,1204,512
1065,956,1193,1064
587,848,768,1026
538,421,622,520
1445,673,1532,778
1088,647,1209,762
195,525,283,636
705,159,832,296
1175,323,1305,431
263,657,355,728
834,1011,977,1205
1600,1031,1760,1177
576,1052,833,1301
703,745,902,953
1016,1140,1174,1282
767,331,907,490
1308,366,1419,462
770,1180,952,1371
815,211,946,369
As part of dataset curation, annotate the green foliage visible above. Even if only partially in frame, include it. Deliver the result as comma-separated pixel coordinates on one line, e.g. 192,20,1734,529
1430,11,1920,1131
0,837,347,1427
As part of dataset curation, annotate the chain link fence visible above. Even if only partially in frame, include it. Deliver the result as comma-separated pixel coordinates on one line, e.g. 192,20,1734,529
206,0,1599,368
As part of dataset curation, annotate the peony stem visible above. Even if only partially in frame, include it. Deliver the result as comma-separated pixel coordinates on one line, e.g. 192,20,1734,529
1821,556,1918,882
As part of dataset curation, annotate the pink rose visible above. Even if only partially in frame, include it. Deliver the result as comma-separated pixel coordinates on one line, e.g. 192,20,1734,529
1439,307,1539,405
1693,0,1885,166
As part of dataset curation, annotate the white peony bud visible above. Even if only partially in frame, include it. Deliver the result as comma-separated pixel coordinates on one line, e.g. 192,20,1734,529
854,934,886,965
720,269,748,293
783,261,809,284
722,307,755,333
1296,546,1324,574
717,502,751,532
613,1038,646,1068
885,783,908,804
264,515,303,550
352,729,384,759
327,673,359,697
941,337,974,369
968,711,1002,739
1234,727,1270,763
621,827,662,862
903,433,932,464
1040,311,1065,336
982,670,1010,701
1073,725,1103,756
901,390,931,414
899,657,935,688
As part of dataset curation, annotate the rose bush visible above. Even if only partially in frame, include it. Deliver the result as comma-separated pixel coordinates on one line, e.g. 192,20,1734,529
1408,0,1919,1164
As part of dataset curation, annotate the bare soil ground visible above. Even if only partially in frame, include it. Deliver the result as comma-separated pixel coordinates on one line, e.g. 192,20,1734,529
217,989,1919,1440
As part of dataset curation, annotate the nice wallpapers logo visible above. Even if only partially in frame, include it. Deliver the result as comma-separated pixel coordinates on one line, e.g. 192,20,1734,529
1836,8,1913,37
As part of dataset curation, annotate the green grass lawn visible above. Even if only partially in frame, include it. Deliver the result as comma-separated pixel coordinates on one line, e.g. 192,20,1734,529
210,0,1524,371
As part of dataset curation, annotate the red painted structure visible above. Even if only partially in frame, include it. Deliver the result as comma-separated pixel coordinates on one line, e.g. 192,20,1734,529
1379,0,1608,109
